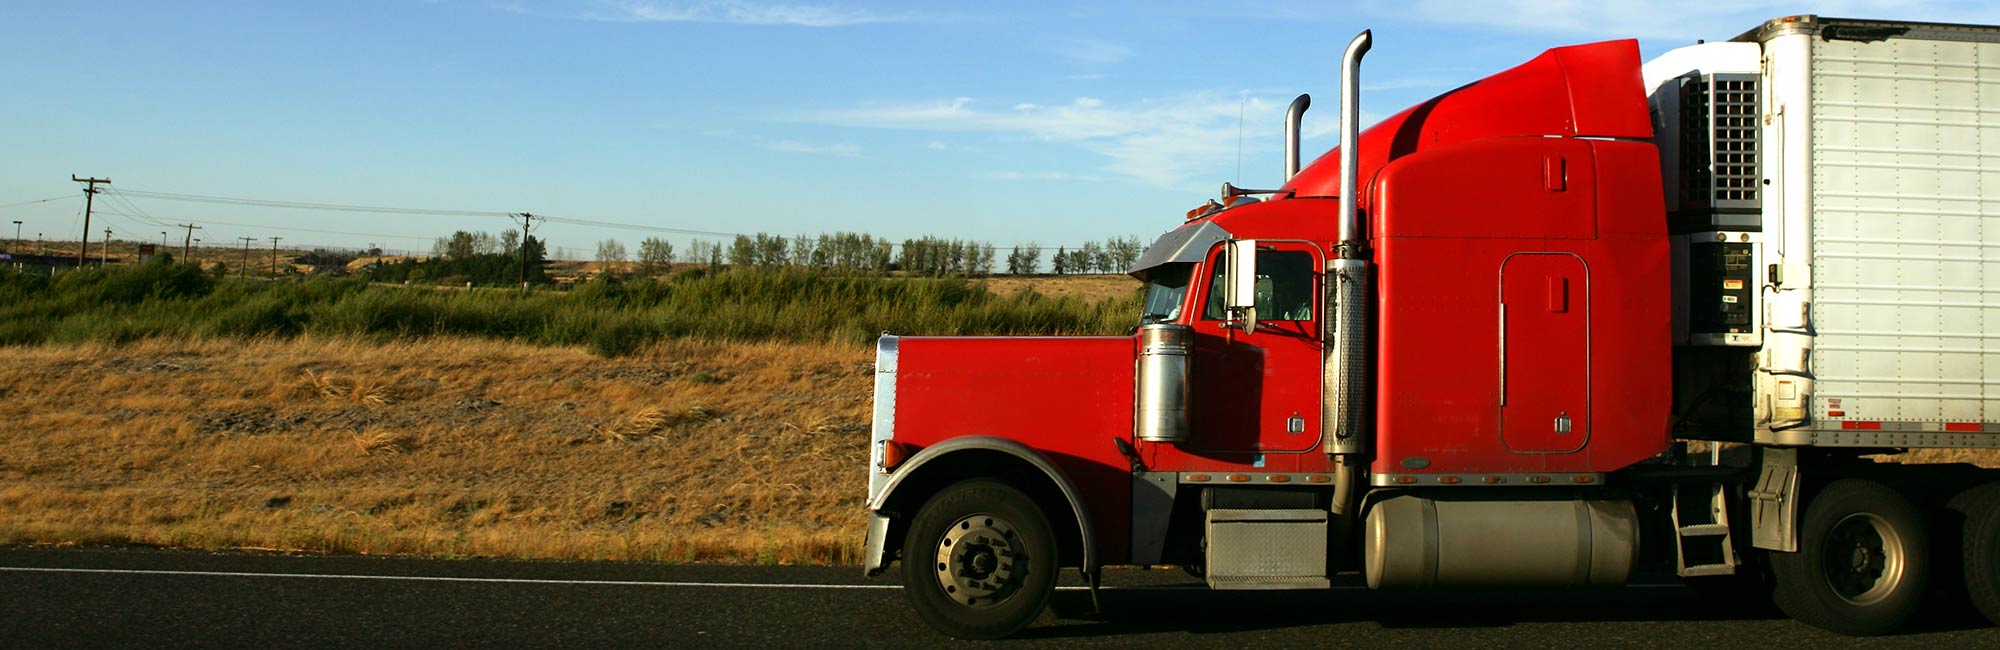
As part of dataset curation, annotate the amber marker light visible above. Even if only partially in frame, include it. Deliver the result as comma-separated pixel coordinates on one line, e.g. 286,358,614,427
880,440,914,472
1226,474,1250,483
1188,474,1211,482
1482,476,1505,484
1267,475,1290,483
1571,476,1596,484
1438,476,1461,484
1393,476,1417,485
1529,476,1551,484
1307,475,1332,484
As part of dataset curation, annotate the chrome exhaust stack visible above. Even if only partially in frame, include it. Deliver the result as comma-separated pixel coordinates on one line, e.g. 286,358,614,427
1326,29,1373,458
1325,27,1375,562
1337,30,1371,256
1285,94,1311,181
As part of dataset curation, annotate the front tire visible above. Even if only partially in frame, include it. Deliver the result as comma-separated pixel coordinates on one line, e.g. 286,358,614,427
901,479,1058,640
1771,478,1930,635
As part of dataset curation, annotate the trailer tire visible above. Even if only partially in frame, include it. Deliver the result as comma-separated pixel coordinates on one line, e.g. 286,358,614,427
901,479,1057,640
1955,483,2000,627
1771,478,1930,636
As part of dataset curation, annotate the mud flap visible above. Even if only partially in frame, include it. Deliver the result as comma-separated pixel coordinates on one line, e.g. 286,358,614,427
1749,447,1799,552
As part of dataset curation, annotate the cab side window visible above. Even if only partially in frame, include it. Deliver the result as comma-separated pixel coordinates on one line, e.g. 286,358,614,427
1201,249,1316,321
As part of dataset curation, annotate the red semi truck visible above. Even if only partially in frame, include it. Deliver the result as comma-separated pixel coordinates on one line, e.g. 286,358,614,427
862,16,2000,639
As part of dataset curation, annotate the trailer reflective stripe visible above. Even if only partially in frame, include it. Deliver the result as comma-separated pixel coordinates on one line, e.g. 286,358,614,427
1818,419,2000,433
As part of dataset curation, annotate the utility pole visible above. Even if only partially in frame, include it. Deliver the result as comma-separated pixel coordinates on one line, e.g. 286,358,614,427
513,212,540,290
238,237,256,278
192,238,201,265
269,236,283,278
160,231,168,251
102,228,112,265
10,220,20,253
179,224,202,262
71,175,109,267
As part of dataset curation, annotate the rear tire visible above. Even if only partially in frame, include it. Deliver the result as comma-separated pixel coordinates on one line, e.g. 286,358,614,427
901,479,1057,640
1771,478,1930,636
1954,483,2000,627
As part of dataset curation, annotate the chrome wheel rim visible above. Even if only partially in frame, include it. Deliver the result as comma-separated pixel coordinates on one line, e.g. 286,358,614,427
1821,512,1905,606
932,513,1027,608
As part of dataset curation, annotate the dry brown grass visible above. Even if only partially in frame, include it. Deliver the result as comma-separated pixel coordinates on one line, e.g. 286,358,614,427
0,336,871,564
981,274,1139,303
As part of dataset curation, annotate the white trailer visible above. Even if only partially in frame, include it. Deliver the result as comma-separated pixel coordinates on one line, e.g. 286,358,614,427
1644,16,2000,634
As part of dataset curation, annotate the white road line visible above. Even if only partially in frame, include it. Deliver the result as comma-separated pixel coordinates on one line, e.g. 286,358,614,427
0,566,898,590
0,566,1689,592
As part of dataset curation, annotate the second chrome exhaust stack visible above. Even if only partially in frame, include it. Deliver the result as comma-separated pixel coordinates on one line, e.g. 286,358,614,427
1285,94,1311,181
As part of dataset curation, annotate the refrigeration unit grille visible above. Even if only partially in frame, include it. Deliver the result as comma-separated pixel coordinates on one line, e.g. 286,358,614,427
1678,73,1762,215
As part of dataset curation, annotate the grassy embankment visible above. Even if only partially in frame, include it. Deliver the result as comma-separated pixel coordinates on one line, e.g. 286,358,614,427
0,262,1138,353
0,263,1140,563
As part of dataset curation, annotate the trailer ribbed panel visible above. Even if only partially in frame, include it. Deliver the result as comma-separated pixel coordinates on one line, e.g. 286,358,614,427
1810,34,2000,427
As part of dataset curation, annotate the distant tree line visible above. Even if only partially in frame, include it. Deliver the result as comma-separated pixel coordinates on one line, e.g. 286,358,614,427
1046,237,1143,275
663,232,1146,277
364,227,1148,285
366,229,549,286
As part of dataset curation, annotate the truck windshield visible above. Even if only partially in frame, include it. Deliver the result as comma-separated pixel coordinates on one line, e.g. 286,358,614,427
1139,264,1194,324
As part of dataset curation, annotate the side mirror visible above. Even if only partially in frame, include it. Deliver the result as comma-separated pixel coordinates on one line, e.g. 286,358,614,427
1224,239,1258,334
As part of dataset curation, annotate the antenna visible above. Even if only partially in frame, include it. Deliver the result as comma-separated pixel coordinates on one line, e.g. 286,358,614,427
1235,93,1246,184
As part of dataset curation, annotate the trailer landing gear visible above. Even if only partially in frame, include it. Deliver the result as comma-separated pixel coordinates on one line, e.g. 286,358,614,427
902,479,1057,640
1772,479,1930,636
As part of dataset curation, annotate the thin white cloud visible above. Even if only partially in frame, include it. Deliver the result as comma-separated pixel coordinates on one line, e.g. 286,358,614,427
796,94,1288,188
1363,76,1456,92
982,171,1104,182
766,139,863,157
500,0,932,27
1038,36,1134,65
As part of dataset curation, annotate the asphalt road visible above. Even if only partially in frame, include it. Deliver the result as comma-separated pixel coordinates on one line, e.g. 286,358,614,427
1,547,1995,648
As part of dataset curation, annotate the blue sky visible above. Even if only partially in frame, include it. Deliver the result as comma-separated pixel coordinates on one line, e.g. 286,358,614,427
3,1,1996,259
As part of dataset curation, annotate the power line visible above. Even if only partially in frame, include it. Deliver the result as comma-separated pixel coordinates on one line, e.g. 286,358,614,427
117,188,513,218
89,209,432,242
103,186,1134,252
0,194,79,210
117,187,739,238
99,187,179,228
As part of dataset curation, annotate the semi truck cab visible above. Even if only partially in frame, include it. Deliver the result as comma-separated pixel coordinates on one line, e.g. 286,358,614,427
863,16,2000,640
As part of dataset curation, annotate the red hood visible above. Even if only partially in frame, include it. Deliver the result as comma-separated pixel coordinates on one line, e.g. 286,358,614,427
1279,39,1652,201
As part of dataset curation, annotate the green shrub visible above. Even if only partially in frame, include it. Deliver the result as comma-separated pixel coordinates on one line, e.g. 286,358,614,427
587,317,655,358
0,264,1142,350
